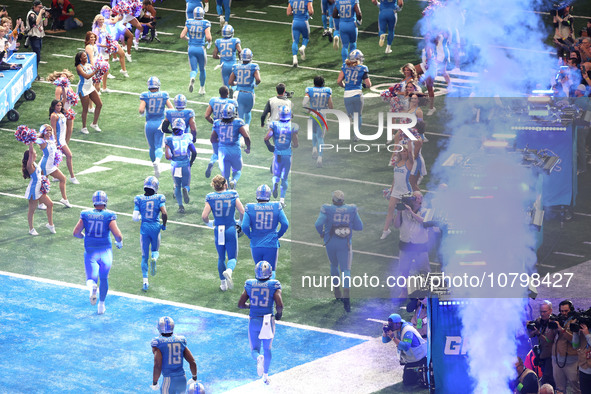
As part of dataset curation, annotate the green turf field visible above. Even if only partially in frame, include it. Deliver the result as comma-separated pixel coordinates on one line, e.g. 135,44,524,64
1,1,591,391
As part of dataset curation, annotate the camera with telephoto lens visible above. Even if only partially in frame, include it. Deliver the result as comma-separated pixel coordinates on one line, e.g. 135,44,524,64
383,322,394,334
569,308,591,333
284,91,294,99
396,194,416,211
526,320,540,331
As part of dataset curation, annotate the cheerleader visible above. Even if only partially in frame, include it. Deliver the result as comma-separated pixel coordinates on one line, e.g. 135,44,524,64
23,143,55,236
47,69,79,144
49,99,79,184
75,51,102,134
37,124,72,208
381,144,414,240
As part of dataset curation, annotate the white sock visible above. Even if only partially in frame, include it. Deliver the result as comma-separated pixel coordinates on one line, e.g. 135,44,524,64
280,198,285,204
143,278,149,284
226,268,233,276
87,279,96,292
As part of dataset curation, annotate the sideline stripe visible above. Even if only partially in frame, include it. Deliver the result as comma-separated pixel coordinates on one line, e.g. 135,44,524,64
0,270,372,341
553,252,585,258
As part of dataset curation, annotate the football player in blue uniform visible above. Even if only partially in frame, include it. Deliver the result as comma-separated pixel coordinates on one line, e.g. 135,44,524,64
202,175,245,291
287,0,314,67
229,48,261,127
73,190,123,315
210,103,251,189
133,176,167,292
372,0,403,54
321,0,335,40
162,94,197,143
241,185,289,279
263,106,299,205
204,86,239,178
314,190,363,312
150,316,198,394
337,49,371,143
216,0,230,27
303,75,333,167
212,24,241,89
185,0,208,20
238,261,284,385
165,119,197,214
332,0,362,63
139,76,174,178
180,7,212,95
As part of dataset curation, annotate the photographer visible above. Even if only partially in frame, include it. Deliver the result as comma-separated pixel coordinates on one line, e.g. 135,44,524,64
261,83,293,128
392,191,430,298
553,300,581,394
48,0,80,32
527,300,557,387
575,322,591,392
25,0,48,68
511,357,539,394
382,313,427,387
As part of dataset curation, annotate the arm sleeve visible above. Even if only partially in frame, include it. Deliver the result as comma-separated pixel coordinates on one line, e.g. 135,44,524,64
382,335,392,344
315,212,326,236
277,209,289,238
241,210,252,238
261,100,271,127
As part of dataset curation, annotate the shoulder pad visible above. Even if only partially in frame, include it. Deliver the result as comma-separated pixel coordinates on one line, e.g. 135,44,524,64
150,338,159,347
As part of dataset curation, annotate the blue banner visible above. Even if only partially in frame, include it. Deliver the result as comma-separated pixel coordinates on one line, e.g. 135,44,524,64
0,52,37,120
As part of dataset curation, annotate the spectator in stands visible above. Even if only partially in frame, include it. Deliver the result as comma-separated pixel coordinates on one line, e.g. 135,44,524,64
0,26,22,70
2,17,24,57
48,0,81,32
26,0,48,70
510,356,539,394
526,300,557,388
553,300,581,394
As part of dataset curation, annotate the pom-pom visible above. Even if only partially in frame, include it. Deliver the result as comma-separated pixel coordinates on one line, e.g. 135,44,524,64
66,87,79,106
53,76,70,88
105,35,118,55
53,149,63,166
15,125,38,145
40,176,51,194
65,108,77,120
92,57,111,84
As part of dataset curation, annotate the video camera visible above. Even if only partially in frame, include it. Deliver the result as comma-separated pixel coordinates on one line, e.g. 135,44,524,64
568,308,591,333
383,322,395,335
396,194,416,211
284,91,295,99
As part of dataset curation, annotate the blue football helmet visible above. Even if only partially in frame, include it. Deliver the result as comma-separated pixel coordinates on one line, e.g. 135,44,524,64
222,24,234,38
256,184,271,201
193,6,204,19
157,316,174,334
147,76,160,90
92,190,108,207
144,176,159,192
172,118,186,134
221,103,237,119
348,49,364,63
255,261,272,280
186,381,206,394
174,94,187,110
241,48,253,62
279,105,291,121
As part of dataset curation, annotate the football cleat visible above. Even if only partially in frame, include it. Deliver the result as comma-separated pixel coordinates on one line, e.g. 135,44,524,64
221,103,237,119
174,94,187,110
193,6,205,19
189,78,195,93
92,190,108,207
97,301,106,315
90,283,98,305
272,182,279,199
278,105,291,121
172,118,186,134
298,45,306,60
333,34,340,50
222,24,234,38
198,86,206,95
223,269,234,290
241,48,253,62
157,316,174,334
220,279,228,291
255,261,272,280
256,184,272,201
142,282,149,292
349,49,364,63
205,162,214,178
182,188,190,204
229,179,237,190
379,34,386,47
385,45,392,54
144,176,160,192
178,205,185,214
147,76,160,89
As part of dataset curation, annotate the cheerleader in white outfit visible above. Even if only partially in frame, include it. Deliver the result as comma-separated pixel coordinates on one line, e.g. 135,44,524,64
23,143,55,236
47,69,79,144
50,100,79,184
381,144,414,240
75,51,103,134
37,124,72,208
394,94,426,192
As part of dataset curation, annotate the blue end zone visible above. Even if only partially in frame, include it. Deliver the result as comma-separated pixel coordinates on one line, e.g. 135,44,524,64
0,274,365,393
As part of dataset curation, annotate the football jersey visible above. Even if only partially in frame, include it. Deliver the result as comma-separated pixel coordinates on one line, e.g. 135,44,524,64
209,97,239,121
289,0,312,20
213,118,245,146
231,63,260,91
80,208,117,249
215,37,241,63
140,91,170,121
342,64,369,91
335,0,358,22
165,108,195,134
380,0,400,11
185,18,211,46
165,134,194,167
317,203,363,244
245,278,282,318
150,335,187,378
134,194,166,233
305,86,332,111
268,121,298,156
205,190,239,227
243,202,284,248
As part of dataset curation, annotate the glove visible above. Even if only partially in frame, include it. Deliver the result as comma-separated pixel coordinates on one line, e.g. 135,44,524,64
244,147,250,154
265,140,275,153
161,224,166,231
275,311,282,321
205,221,214,228
206,41,212,50
356,19,362,27
150,384,159,391
115,240,123,249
